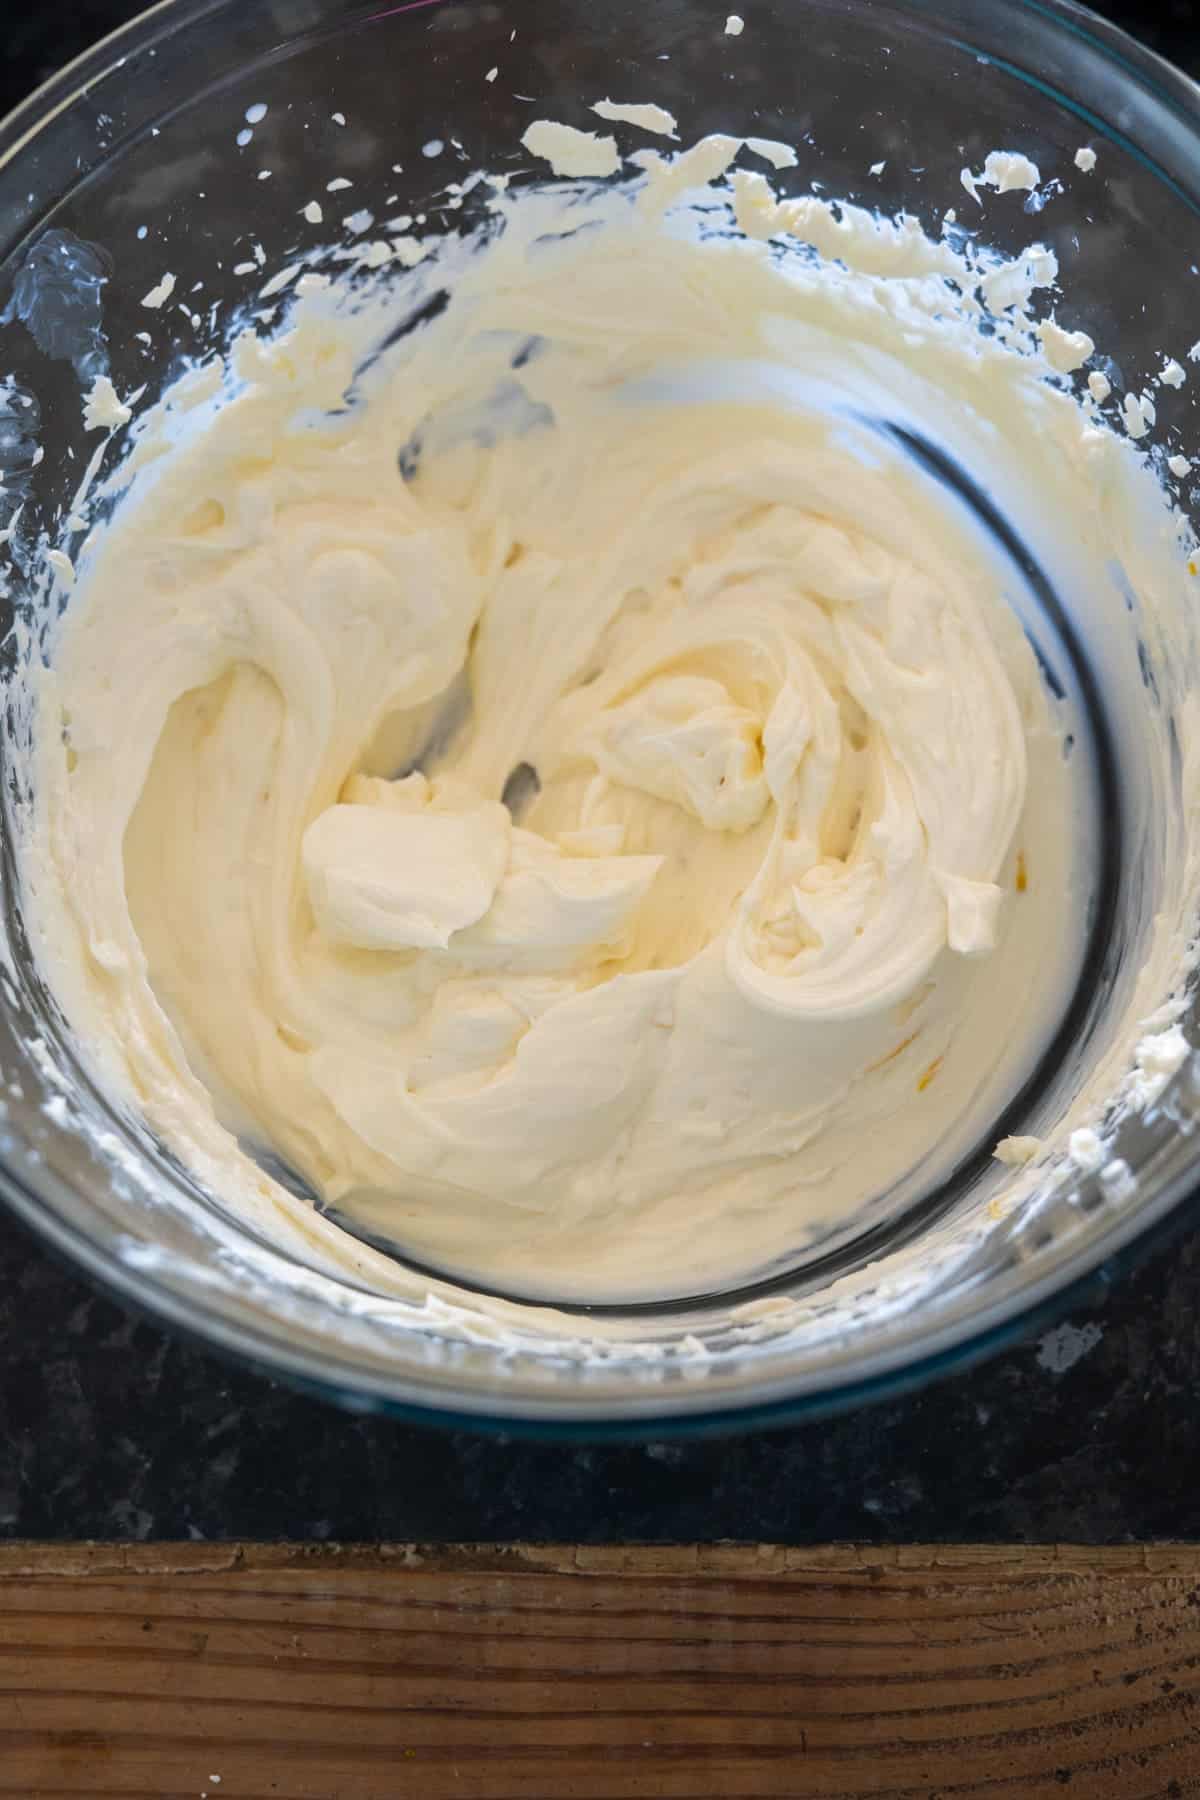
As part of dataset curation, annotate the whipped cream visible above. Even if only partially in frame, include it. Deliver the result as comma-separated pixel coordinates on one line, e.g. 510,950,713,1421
14,122,1199,1322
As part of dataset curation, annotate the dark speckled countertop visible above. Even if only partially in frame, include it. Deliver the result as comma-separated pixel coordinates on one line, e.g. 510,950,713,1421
4,1211,1200,1542
2,0,1200,1546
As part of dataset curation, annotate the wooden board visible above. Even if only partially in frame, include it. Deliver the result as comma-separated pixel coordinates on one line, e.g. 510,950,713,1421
0,1543,1199,1797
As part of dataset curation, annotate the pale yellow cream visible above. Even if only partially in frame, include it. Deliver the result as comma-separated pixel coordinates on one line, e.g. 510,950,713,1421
28,138,1094,1302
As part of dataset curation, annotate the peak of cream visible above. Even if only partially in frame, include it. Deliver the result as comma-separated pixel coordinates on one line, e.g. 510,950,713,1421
23,119,1194,1312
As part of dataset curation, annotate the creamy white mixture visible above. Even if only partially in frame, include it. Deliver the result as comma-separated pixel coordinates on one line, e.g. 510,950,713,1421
16,121,1200,1315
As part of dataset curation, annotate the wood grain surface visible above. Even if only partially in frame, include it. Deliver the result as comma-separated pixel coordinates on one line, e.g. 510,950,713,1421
0,1543,1198,1798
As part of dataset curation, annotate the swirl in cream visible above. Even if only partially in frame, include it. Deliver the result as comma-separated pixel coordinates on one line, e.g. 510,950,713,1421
31,140,1084,1301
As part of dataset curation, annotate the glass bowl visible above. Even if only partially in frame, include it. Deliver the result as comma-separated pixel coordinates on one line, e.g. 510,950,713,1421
0,0,1198,1434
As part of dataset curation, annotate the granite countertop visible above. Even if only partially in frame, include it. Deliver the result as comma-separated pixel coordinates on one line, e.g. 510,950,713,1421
3,1208,1200,1542
2,0,1199,1546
